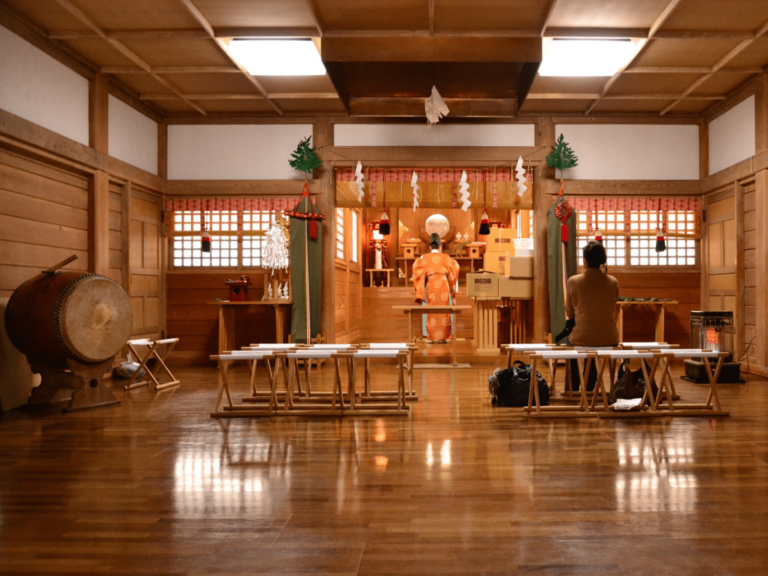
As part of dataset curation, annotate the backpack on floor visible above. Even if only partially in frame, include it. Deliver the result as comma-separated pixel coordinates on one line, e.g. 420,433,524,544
489,361,550,407
609,359,659,406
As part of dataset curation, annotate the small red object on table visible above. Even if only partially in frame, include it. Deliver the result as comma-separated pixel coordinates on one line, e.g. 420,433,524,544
226,275,252,302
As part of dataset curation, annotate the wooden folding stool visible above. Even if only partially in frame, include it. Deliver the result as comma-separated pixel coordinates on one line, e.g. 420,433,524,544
273,349,346,416
591,350,661,417
357,343,418,401
651,349,729,417
210,351,279,418
124,338,181,391
621,342,680,400
334,349,410,415
241,344,300,402
525,350,599,418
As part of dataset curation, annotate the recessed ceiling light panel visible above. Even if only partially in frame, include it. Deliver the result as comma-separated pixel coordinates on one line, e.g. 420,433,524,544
229,39,326,76
539,38,642,77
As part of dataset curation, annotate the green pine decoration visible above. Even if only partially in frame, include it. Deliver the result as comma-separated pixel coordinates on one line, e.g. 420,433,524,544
289,136,323,175
546,134,579,174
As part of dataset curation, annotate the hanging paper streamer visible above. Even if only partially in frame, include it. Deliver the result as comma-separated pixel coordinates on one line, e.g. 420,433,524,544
262,217,290,271
458,170,471,212
411,171,420,212
354,161,365,203
515,156,527,197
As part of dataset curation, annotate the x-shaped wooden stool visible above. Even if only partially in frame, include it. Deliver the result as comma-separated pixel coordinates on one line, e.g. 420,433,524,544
124,338,180,391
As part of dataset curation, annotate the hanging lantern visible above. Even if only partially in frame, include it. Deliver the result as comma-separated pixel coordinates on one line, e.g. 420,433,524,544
479,210,491,236
594,230,603,244
201,213,211,253
655,229,667,253
378,211,391,235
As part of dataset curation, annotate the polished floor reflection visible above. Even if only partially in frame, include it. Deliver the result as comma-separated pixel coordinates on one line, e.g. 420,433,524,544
1,363,767,574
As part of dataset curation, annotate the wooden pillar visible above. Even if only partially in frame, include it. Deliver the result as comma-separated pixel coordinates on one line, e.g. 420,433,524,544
158,121,168,180
121,181,132,294
699,119,709,179
735,182,745,359
89,73,109,154
533,117,555,342
754,73,768,153
89,170,110,275
754,170,768,371
313,119,336,343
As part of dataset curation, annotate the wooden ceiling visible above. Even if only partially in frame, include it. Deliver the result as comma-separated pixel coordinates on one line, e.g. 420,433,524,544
2,0,768,119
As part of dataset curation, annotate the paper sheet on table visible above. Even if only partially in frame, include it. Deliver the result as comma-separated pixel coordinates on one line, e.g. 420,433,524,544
611,397,644,411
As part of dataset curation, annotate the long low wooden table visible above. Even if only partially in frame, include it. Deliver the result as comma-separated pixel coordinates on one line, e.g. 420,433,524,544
616,300,678,343
392,304,471,366
208,300,292,354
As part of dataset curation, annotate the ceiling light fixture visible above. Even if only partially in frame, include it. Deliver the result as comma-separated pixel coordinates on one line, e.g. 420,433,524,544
228,39,326,76
538,38,643,77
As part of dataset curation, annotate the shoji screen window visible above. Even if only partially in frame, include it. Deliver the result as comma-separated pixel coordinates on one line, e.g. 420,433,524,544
629,211,698,266
576,211,626,266
241,210,272,268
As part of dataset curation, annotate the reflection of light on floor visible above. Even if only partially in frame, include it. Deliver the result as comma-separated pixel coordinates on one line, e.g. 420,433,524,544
174,447,278,515
441,440,451,467
375,455,388,470
615,440,698,513
426,443,434,466
374,420,386,443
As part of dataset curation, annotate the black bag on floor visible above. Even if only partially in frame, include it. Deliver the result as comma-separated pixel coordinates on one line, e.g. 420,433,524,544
609,360,659,405
568,358,598,392
489,361,549,407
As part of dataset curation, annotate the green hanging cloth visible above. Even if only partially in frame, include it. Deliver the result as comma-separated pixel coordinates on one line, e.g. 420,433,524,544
547,197,578,343
287,183,324,344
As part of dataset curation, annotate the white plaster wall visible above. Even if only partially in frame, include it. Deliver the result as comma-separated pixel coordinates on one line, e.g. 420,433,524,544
555,124,700,180
168,124,313,180
0,25,89,145
708,95,756,176
334,124,535,147
108,95,158,175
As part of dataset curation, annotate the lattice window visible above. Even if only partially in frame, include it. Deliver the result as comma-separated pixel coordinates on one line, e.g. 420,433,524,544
578,235,626,267
666,211,698,236
169,210,275,269
336,208,345,260
630,237,696,266
577,210,625,235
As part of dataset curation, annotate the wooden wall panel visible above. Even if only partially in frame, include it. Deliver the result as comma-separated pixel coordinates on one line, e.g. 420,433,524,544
743,185,757,353
167,272,286,363
0,148,88,297
107,181,122,285
333,207,363,344
128,186,163,339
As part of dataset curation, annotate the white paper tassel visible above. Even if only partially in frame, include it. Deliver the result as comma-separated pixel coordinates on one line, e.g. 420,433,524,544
354,161,365,203
261,218,289,271
411,171,420,212
515,156,527,197
425,86,450,125
459,170,471,211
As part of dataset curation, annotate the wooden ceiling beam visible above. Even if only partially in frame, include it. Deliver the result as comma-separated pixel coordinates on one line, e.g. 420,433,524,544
428,0,435,36
177,0,283,115
661,20,768,115
322,29,541,38
140,93,338,100
302,0,324,37
540,0,560,36
585,0,683,115
348,97,518,117
215,27,320,38
529,93,725,100
625,66,763,74
51,0,207,115
545,27,648,38
102,66,241,74
49,29,209,40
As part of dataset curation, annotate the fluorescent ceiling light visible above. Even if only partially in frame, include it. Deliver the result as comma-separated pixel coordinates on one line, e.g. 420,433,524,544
539,38,642,77
228,39,326,76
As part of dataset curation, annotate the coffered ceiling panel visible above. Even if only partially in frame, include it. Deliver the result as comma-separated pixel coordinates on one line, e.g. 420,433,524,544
546,0,672,29
111,74,177,95
313,0,429,31
607,73,703,95
519,99,589,114
61,38,137,67
162,73,263,95
528,76,609,95
634,39,746,68
186,0,317,29
120,39,231,67
2,0,88,31
435,0,551,32
592,99,674,113
726,39,768,68
690,72,755,96
660,0,768,33
669,98,718,113
65,0,203,30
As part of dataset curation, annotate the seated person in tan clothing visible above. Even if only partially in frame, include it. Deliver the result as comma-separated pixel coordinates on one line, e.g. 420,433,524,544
565,240,620,347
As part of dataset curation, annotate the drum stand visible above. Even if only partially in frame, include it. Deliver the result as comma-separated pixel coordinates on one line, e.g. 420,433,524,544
28,357,120,413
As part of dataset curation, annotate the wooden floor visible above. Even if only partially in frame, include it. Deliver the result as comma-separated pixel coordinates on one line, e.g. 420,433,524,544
1,362,768,575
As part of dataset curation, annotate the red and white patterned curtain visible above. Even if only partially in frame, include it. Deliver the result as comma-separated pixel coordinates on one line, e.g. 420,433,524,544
165,197,295,212
569,197,702,236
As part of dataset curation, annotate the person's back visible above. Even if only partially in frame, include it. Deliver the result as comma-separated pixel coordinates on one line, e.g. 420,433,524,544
565,241,620,346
